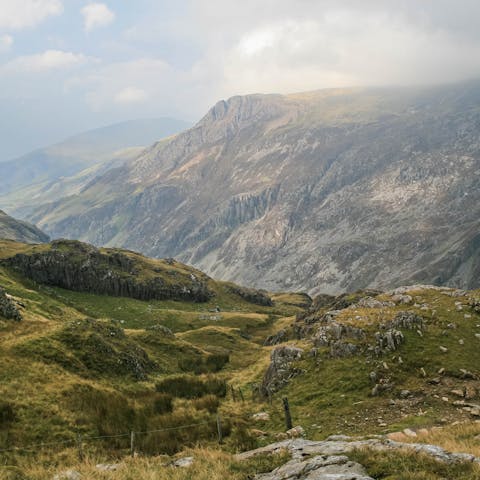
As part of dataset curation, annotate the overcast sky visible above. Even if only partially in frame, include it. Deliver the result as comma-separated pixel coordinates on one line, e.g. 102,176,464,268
1,0,480,159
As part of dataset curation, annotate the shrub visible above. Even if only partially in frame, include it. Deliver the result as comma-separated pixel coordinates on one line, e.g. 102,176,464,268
192,394,220,413
155,375,227,399
152,393,173,415
0,402,15,425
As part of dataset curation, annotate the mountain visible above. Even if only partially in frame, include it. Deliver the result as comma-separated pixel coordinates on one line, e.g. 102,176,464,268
0,209,49,243
0,117,190,214
26,81,480,295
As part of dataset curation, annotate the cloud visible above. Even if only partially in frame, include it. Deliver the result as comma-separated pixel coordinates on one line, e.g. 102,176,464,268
66,58,172,111
2,50,90,73
185,1,480,99
0,0,63,30
0,34,13,52
114,86,148,105
81,3,115,32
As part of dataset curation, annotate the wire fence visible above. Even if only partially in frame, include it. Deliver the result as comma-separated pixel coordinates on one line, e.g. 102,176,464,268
0,416,229,456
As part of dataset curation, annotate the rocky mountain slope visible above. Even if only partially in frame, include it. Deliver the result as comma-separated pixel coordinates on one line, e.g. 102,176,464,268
0,117,190,216
0,210,49,243
25,81,480,295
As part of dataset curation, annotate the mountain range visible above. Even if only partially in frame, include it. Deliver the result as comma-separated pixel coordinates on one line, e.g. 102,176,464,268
0,117,190,217
7,81,480,295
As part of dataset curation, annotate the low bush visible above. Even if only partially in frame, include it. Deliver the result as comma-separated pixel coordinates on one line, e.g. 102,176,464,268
155,375,227,399
192,394,220,413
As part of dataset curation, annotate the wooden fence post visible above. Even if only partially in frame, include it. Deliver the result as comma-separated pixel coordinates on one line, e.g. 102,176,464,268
130,430,135,457
282,397,293,430
77,433,84,462
216,415,223,444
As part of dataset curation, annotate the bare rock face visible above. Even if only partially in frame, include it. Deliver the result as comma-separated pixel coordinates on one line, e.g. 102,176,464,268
256,454,373,480
3,239,213,303
386,311,424,330
260,346,303,396
26,82,480,296
237,436,480,479
0,210,49,244
0,287,22,321
375,329,405,353
264,329,288,346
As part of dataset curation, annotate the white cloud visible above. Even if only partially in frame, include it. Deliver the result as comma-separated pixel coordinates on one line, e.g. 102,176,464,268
0,0,63,30
0,34,13,52
114,86,148,105
65,58,173,111
3,50,90,73
81,3,115,32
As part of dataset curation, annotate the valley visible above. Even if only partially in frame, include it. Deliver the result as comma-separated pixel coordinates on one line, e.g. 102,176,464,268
0,239,479,479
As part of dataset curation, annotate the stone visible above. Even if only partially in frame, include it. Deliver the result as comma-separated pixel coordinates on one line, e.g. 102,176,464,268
439,346,448,353
375,329,405,353
451,389,465,398
330,341,358,358
403,428,417,437
391,294,413,304
173,456,194,468
0,287,22,321
286,425,305,438
264,329,288,346
252,412,270,422
95,464,121,471
53,470,81,480
255,454,374,480
260,346,304,396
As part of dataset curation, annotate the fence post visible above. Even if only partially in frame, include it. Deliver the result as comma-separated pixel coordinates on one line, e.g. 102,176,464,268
77,433,84,462
231,385,236,402
282,397,293,430
216,415,223,444
130,430,135,457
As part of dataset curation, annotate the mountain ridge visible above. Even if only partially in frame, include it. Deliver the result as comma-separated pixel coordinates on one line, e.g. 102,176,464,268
23,81,480,295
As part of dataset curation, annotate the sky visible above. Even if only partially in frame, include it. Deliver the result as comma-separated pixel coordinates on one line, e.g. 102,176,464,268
1,0,480,160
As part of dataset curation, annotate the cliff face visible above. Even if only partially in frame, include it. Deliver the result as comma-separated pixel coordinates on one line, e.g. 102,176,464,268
26,82,480,295
3,240,213,302
0,210,49,244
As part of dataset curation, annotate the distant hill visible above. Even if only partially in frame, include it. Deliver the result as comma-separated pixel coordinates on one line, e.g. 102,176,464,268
26,81,480,295
0,210,49,243
0,117,190,202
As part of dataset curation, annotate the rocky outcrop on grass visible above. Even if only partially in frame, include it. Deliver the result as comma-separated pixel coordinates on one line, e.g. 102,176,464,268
226,284,273,306
237,436,480,479
0,287,22,321
260,346,303,397
3,239,213,302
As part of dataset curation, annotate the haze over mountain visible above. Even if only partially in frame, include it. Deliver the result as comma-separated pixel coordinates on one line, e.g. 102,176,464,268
23,80,480,295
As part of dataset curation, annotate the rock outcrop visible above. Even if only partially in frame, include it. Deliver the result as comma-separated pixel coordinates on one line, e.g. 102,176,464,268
260,346,303,396
237,437,480,479
3,239,213,303
0,287,22,321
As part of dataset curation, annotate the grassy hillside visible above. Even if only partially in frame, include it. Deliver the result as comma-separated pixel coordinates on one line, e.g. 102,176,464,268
1,239,480,479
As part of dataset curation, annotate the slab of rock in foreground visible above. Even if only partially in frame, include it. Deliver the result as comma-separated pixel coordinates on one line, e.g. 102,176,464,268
236,436,480,470
256,454,373,480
